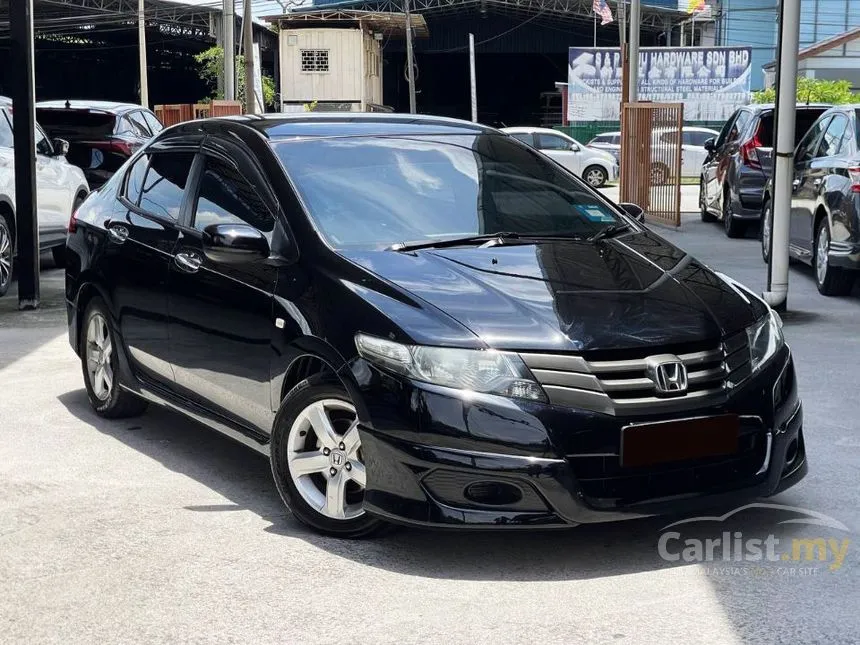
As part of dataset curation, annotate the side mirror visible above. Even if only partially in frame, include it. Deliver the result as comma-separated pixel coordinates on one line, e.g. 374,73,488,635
202,223,270,264
619,202,645,222
570,143,581,152
703,137,716,152
51,138,69,157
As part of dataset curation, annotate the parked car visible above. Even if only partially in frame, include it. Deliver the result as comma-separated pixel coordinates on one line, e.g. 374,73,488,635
588,127,719,180
0,96,89,296
760,105,860,296
501,126,617,187
66,113,805,538
35,100,163,190
700,103,831,237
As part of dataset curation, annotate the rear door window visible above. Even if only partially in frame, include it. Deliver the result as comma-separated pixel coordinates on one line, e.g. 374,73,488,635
127,111,152,137
141,110,163,135
795,117,830,164
0,110,12,148
816,114,848,158
536,133,571,150
123,154,150,206
138,152,195,221
510,132,535,147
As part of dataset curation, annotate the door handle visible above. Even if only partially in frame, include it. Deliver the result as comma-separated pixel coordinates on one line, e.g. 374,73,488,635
107,224,129,244
174,250,203,273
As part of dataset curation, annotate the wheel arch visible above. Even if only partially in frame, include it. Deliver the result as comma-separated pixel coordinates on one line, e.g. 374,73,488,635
70,278,114,355
274,336,370,422
0,196,15,249
813,204,829,238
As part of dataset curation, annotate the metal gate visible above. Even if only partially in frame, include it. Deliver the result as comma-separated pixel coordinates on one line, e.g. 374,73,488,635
619,103,684,227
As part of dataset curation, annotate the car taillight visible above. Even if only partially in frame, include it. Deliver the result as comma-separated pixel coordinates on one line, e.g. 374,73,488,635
848,167,860,193
88,140,136,156
740,127,763,170
68,207,78,233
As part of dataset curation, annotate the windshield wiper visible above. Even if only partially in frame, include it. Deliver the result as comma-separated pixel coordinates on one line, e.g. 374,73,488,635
387,232,525,252
588,222,631,242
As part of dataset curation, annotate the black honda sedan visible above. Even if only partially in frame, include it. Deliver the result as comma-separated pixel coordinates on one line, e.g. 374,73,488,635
65,114,806,537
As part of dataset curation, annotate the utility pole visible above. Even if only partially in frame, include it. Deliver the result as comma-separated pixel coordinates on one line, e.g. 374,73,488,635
763,0,800,311
243,0,255,113
138,0,149,107
628,0,640,102
10,0,38,309
224,0,235,101
468,33,477,122
619,0,629,106
404,0,417,113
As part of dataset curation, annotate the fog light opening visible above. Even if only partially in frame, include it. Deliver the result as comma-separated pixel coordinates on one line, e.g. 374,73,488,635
785,438,799,467
463,481,523,506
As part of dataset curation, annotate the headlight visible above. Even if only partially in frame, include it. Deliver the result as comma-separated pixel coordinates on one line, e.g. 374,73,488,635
746,310,784,373
355,334,547,402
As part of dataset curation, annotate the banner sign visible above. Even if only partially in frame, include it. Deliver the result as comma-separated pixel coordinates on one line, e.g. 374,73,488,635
567,46,752,122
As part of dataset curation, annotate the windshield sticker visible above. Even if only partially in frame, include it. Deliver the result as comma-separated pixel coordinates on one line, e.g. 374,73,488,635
578,205,616,222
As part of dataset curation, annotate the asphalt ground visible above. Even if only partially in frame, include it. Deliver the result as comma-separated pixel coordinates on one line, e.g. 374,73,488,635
1,222,858,645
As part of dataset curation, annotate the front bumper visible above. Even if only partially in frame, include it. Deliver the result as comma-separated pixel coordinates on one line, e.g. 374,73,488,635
350,345,806,529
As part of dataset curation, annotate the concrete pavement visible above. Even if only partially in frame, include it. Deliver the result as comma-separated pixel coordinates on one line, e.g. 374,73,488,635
1,228,858,645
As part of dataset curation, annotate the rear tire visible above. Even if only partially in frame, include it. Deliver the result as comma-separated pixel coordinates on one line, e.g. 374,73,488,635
814,220,854,296
270,375,389,538
700,179,716,222
0,216,12,298
81,297,148,418
723,189,746,238
760,199,772,264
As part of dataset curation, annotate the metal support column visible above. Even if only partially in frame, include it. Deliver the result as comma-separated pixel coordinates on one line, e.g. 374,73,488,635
763,0,801,311
138,0,149,107
404,0,417,113
243,0,255,113
628,0,641,102
469,33,477,122
224,0,235,101
11,0,39,309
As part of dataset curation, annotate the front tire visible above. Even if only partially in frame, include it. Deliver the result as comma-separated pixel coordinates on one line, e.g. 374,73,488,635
81,297,148,418
0,216,12,297
270,376,387,538
814,220,854,296
583,165,608,188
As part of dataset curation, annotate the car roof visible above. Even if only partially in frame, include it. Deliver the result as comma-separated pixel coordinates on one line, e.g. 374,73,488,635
500,126,562,135
35,99,145,114
741,103,832,113
176,113,497,139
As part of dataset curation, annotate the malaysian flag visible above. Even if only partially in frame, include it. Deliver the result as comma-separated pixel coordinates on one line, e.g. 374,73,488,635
593,0,614,25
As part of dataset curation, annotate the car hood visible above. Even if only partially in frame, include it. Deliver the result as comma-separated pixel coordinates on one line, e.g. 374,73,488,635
341,231,766,353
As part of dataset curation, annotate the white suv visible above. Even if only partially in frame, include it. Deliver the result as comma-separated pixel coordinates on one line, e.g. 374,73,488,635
0,97,89,296
501,126,618,188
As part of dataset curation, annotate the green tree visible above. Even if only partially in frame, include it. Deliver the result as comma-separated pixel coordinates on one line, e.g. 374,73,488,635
194,46,276,110
752,77,857,105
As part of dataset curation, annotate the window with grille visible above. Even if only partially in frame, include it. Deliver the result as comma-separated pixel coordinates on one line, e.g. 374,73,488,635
300,49,329,73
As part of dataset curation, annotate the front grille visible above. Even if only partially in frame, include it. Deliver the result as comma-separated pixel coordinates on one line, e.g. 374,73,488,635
521,331,751,416
568,426,768,507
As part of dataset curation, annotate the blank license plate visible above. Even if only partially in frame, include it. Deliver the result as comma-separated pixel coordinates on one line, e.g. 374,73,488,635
620,415,740,468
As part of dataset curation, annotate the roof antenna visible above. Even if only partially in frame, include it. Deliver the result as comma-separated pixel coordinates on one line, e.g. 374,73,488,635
64,99,70,109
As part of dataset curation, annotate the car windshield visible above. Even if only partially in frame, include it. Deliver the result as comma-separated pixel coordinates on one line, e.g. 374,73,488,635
273,134,621,250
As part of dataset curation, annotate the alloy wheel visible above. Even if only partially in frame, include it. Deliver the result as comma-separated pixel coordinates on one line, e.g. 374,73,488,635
816,224,829,286
287,399,365,520
584,167,606,187
85,313,114,401
0,222,11,291
762,202,772,263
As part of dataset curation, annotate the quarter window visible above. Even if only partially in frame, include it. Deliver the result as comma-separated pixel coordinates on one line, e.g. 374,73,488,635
127,111,151,137
510,133,534,147
141,110,163,135
192,155,274,235
138,152,194,220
